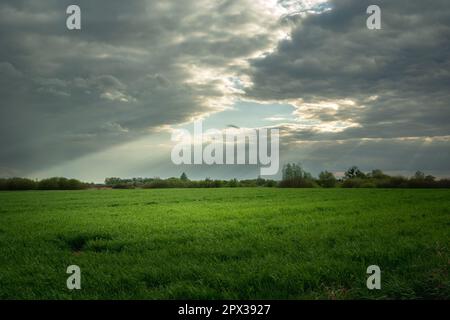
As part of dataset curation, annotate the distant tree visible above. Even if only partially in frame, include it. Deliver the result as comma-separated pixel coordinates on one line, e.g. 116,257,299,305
342,178,365,188
105,177,122,186
408,171,437,188
370,169,388,179
256,175,265,186
180,172,188,181
228,178,238,187
37,177,60,190
437,178,450,188
37,177,86,190
344,166,366,179
5,177,37,190
318,171,337,188
414,171,425,180
282,163,293,180
212,180,223,188
280,163,316,188
265,179,277,187
282,163,306,180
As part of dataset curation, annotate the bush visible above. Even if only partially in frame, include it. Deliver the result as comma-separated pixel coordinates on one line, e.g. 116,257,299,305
280,163,317,188
0,177,87,191
265,180,277,187
318,171,337,188
341,178,365,188
227,179,239,187
279,178,317,188
143,179,171,189
38,177,86,190
436,179,450,188
112,183,135,189
375,176,408,188
5,177,37,190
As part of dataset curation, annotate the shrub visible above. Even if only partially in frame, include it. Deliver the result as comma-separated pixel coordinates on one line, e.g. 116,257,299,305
38,177,86,190
342,178,365,188
279,177,317,188
318,171,337,188
6,177,37,190
112,183,135,189
0,177,88,191
280,163,317,188
375,176,408,188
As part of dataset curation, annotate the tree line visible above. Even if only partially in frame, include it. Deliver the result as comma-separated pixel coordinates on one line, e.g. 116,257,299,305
279,164,450,188
104,175,277,189
105,165,450,189
1,164,450,191
0,177,88,191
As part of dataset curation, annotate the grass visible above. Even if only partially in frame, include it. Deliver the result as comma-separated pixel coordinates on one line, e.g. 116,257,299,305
0,188,449,299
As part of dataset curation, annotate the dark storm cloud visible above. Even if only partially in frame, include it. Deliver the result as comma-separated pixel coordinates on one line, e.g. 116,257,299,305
0,0,277,175
1,0,449,178
246,0,450,140
278,135,450,178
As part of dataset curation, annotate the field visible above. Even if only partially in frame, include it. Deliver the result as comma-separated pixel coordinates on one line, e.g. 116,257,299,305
0,188,449,299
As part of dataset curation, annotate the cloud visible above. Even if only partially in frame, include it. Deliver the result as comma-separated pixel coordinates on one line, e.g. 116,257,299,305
246,0,450,141
0,0,283,175
0,0,449,178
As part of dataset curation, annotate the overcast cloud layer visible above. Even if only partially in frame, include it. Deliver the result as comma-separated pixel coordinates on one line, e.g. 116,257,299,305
0,0,449,180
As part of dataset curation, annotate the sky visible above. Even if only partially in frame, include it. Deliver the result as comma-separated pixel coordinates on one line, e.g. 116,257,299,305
0,0,449,182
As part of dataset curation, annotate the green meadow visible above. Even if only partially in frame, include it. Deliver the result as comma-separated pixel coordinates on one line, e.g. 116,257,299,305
0,188,448,299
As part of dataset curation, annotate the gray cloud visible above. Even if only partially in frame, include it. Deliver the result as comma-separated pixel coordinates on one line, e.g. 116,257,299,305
0,0,279,175
246,0,450,140
1,0,449,178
